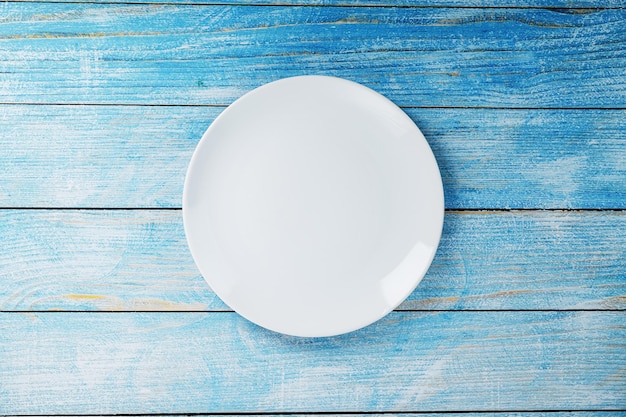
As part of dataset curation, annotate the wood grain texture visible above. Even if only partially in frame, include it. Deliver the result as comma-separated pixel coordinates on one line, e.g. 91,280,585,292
0,4,625,108
1,311,624,413
1,1,624,416
1,105,624,209
6,0,626,6
6,0,626,7
1,210,623,311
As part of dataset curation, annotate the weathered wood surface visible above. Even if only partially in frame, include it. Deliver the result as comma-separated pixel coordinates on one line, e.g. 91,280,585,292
1,105,624,209
6,0,625,7
2,0,624,414
1,5,625,108
1,311,624,414
1,210,623,312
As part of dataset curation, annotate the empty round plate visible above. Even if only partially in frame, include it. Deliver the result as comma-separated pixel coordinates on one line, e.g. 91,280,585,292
183,75,444,337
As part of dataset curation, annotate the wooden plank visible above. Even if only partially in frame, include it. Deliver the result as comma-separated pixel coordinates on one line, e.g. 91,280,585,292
0,311,624,413
0,210,222,311
0,104,204,209
0,4,625,107
1,105,624,209
0,210,623,311
416,108,626,210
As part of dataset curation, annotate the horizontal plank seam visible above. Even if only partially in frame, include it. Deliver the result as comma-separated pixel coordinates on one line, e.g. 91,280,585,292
7,409,626,416
0,2,620,10
0,208,624,212
1,309,624,313
2,103,626,111
0,207,185,211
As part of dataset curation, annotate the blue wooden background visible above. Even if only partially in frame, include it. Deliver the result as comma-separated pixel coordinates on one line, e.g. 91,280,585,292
1,0,625,415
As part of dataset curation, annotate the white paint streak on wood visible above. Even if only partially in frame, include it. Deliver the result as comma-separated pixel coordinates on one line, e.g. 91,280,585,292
0,312,623,414
0,5,624,107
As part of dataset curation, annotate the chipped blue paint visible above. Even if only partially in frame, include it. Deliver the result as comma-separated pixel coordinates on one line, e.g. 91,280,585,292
0,5,624,107
6,0,623,6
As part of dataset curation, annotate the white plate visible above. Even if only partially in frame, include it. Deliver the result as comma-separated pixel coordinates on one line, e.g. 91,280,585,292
183,75,444,337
